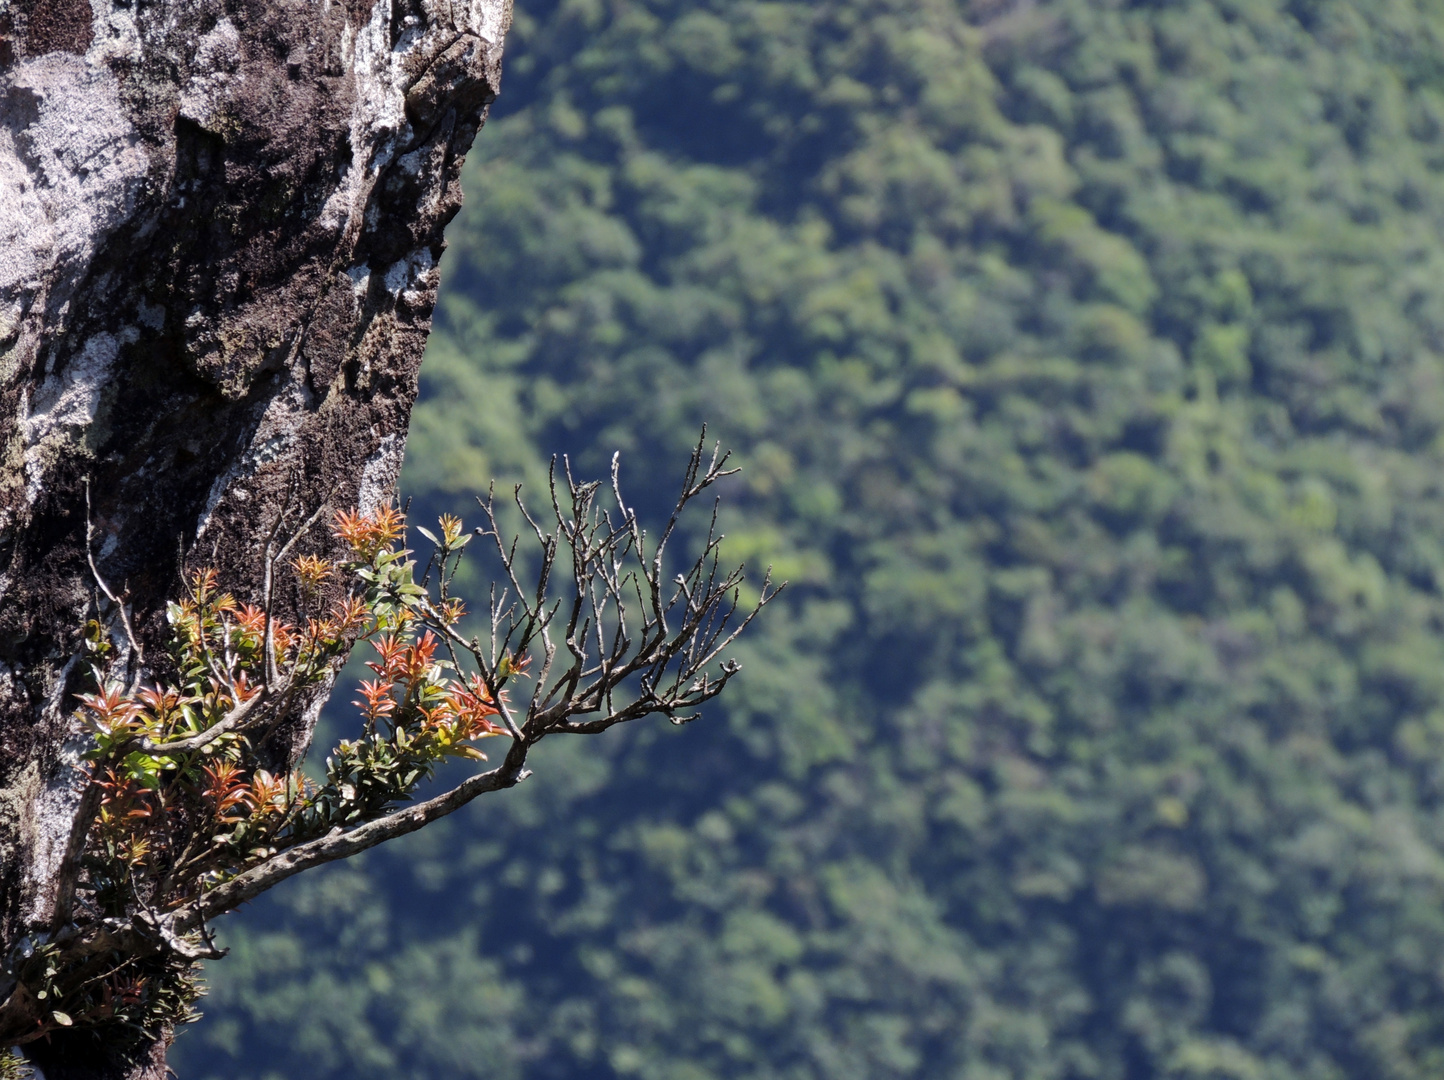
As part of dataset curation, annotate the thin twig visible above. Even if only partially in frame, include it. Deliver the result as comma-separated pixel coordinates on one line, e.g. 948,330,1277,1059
84,480,144,693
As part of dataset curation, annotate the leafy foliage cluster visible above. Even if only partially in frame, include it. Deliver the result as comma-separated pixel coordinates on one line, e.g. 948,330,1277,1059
80,517,507,889
2,509,511,1054
181,1,1444,1079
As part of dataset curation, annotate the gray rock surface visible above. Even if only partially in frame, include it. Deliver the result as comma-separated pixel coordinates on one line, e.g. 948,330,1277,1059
0,0,509,1072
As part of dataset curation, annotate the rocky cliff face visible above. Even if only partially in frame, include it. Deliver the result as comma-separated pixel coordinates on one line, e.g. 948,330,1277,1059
0,0,508,1072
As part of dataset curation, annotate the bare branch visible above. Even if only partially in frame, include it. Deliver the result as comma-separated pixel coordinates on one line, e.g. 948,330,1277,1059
179,739,533,928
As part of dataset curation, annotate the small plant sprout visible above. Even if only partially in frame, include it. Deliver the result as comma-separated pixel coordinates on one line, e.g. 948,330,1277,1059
0,437,776,1059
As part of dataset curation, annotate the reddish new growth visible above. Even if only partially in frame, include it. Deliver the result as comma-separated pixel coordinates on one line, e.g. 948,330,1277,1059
332,506,405,561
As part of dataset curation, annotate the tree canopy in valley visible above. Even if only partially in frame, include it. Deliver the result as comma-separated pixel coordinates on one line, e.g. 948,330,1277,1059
178,1,1444,1077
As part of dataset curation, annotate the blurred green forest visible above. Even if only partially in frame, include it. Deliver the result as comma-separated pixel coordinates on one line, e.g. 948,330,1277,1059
175,0,1444,1077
